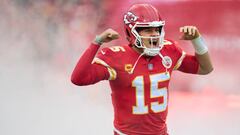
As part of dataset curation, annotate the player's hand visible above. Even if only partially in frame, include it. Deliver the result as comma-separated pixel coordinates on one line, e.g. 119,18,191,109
94,28,120,44
179,26,200,40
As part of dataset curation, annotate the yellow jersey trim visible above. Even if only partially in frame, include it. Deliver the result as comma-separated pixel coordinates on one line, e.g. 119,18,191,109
92,57,117,80
173,51,186,70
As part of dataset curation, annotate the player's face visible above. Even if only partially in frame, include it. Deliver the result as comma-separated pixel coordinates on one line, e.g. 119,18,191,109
138,27,160,48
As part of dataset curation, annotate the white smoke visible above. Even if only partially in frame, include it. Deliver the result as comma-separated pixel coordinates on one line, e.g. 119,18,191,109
1,1,240,135
0,1,113,135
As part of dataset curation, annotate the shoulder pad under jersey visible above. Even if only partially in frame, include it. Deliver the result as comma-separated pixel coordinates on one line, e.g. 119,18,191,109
163,39,176,46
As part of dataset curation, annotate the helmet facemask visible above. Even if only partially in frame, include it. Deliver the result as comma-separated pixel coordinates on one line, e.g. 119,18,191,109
131,21,165,56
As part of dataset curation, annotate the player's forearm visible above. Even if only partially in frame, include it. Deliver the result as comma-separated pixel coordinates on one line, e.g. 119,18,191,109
191,37,213,75
195,52,213,74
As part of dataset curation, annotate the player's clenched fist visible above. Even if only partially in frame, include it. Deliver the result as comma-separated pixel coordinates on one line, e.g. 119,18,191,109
94,28,120,45
179,26,200,40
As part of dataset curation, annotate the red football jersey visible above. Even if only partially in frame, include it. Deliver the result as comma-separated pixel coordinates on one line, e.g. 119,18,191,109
90,39,199,135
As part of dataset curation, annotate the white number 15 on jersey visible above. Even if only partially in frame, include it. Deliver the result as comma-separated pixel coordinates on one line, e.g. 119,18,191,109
132,72,170,114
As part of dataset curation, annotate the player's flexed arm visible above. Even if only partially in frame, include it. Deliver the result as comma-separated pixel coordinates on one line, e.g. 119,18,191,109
71,29,119,85
178,26,213,75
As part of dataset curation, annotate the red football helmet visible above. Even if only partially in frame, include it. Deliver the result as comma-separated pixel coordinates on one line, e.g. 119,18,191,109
124,4,165,56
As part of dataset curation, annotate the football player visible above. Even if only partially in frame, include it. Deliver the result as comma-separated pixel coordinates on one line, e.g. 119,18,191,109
71,4,213,135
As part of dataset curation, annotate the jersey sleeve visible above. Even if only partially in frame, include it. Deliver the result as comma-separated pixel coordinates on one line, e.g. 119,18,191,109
172,42,199,74
71,44,110,86
92,47,118,80
177,54,199,74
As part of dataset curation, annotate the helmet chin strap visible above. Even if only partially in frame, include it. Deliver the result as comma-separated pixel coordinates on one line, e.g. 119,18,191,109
141,36,161,56
134,37,163,56
143,47,160,56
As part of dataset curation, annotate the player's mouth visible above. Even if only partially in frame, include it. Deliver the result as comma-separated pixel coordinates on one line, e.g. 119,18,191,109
149,39,158,46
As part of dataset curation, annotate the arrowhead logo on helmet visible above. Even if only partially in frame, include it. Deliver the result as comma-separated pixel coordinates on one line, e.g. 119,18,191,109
124,12,138,25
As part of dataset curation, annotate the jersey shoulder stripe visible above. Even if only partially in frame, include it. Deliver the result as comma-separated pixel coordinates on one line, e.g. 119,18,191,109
163,39,174,46
173,51,186,70
92,57,117,80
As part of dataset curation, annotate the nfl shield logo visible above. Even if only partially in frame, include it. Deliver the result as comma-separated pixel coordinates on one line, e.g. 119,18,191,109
148,64,153,70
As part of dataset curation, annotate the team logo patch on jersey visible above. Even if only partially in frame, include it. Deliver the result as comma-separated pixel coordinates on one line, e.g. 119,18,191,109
125,64,133,73
162,56,172,69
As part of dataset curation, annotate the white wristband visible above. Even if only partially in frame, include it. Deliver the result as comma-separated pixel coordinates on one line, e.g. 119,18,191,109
191,36,208,55
94,35,103,45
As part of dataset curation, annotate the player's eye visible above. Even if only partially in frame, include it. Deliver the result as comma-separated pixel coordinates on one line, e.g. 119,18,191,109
144,29,152,33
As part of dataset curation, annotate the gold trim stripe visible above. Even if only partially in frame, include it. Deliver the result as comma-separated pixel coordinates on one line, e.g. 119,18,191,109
173,51,186,70
163,40,173,46
92,58,117,80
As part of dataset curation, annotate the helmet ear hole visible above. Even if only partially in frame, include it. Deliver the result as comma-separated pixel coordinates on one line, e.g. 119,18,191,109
136,39,141,46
